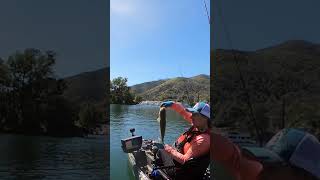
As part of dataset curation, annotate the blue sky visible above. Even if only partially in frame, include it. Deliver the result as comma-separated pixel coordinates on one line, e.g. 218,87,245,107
111,0,210,86
0,0,108,78
213,0,320,51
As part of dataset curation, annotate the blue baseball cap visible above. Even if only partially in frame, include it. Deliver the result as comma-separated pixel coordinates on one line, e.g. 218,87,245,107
186,102,210,119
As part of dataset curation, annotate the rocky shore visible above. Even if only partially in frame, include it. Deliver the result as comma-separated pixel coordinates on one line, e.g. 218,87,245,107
139,101,162,106
138,101,192,108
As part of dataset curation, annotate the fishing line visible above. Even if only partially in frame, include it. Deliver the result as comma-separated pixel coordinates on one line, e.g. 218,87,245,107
215,0,263,145
202,0,211,24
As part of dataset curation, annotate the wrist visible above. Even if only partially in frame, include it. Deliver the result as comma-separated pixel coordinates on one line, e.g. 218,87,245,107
164,145,174,153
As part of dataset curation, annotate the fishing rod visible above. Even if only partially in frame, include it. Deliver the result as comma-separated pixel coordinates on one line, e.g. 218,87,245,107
214,0,263,146
202,0,211,24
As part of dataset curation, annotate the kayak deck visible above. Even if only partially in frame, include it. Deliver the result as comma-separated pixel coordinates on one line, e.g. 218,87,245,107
127,139,211,180
128,152,151,180
127,139,170,180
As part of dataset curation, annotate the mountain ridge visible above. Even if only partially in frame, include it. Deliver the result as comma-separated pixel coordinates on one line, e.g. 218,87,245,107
130,74,210,102
212,39,320,138
63,40,320,105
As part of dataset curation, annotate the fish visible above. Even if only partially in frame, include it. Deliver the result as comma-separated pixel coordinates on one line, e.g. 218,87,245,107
158,107,166,143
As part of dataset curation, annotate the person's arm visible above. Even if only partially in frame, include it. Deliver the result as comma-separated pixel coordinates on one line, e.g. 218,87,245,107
161,101,192,123
164,134,210,164
211,132,263,180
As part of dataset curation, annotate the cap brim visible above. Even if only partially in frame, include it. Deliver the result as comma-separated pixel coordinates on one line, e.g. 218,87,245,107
186,108,198,113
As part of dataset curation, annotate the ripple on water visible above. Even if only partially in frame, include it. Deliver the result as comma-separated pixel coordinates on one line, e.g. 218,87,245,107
0,134,108,180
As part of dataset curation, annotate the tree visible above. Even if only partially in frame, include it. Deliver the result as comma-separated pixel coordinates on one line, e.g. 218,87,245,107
0,59,10,130
7,49,55,89
110,77,134,104
4,49,56,133
78,102,102,131
134,95,143,104
44,96,77,136
0,58,9,85
0,49,83,136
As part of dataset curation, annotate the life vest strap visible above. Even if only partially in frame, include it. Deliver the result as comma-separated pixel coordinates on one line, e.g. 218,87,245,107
175,126,209,153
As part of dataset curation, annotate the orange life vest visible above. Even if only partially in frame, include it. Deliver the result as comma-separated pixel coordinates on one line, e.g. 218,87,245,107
174,126,210,154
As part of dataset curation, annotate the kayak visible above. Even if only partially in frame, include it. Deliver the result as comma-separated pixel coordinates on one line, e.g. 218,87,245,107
128,139,171,180
121,128,211,180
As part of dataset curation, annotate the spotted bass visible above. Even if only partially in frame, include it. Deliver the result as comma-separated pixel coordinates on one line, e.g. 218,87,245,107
158,107,166,143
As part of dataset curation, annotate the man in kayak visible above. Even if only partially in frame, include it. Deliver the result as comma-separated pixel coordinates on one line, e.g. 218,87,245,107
156,101,211,179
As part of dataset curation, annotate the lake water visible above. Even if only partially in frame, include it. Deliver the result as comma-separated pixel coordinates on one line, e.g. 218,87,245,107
0,134,108,179
110,104,191,180
0,104,233,180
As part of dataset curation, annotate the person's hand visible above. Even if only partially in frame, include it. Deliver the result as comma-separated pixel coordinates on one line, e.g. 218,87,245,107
160,101,174,108
164,144,174,153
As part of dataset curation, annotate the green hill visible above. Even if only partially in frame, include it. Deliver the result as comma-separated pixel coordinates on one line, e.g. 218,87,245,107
131,79,167,95
63,67,108,104
131,75,210,103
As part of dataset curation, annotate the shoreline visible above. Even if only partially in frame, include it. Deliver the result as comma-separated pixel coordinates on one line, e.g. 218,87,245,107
138,101,162,106
111,101,192,107
110,101,162,106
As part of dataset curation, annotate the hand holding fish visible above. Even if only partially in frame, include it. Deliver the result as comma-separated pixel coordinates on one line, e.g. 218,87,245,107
160,101,174,108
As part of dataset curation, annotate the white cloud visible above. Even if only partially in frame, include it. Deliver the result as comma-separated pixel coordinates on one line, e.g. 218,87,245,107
111,0,164,48
111,0,158,21
110,0,137,16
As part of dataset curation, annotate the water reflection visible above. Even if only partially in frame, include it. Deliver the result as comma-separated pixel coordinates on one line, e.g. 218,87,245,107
0,134,108,179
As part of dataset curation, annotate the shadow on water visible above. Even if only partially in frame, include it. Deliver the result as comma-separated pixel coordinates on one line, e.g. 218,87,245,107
110,104,130,119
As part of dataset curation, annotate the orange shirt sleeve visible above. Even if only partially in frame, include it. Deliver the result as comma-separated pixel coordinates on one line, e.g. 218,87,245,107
165,134,210,164
211,132,263,180
170,102,192,124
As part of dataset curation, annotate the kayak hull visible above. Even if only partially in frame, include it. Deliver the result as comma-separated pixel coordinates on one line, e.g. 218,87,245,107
128,152,151,180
